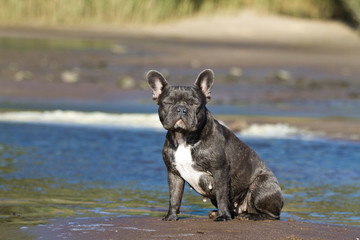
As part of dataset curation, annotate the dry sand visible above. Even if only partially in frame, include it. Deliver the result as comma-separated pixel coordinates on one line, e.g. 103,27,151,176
2,9,359,46
136,9,360,46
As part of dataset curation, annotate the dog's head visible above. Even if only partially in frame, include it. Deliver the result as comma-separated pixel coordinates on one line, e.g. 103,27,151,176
147,69,214,132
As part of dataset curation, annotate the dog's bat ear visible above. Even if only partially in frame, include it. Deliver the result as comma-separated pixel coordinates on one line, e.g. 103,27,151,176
195,69,214,102
146,70,168,104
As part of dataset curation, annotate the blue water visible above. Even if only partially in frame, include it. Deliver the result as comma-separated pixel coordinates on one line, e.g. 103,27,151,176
0,121,359,226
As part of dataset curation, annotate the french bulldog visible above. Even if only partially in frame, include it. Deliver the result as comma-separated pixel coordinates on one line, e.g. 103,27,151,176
147,69,283,221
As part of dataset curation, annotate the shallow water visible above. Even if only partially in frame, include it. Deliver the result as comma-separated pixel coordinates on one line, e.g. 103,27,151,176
0,117,359,228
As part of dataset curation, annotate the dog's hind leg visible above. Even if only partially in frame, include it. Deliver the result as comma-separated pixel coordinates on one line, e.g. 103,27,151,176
237,172,283,220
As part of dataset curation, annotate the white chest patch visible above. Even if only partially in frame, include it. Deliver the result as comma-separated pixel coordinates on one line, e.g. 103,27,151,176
174,144,206,195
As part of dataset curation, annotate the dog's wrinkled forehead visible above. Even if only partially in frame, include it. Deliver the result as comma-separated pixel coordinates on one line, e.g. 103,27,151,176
162,86,205,103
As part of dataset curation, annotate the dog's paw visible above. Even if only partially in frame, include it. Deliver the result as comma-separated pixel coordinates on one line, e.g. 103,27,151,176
163,214,178,221
214,214,232,222
208,210,217,219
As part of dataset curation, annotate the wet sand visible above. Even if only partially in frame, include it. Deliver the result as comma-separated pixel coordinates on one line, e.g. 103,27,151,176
28,216,360,240
1,15,360,105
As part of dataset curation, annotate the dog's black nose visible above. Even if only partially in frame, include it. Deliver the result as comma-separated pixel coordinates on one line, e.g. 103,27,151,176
177,105,187,115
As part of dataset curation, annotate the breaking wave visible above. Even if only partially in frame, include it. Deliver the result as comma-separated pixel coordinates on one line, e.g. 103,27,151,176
0,110,163,129
239,123,316,140
0,110,317,139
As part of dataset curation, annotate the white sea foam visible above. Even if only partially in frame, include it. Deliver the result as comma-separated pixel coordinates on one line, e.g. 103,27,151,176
0,110,317,139
239,123,316,139
0,110,163,129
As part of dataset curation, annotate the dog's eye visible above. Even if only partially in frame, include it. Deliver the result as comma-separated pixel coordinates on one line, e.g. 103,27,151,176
163,101,173,105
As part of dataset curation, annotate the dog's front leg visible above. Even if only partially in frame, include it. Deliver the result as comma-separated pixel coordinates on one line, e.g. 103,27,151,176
213,167,232,221
163,171,185,221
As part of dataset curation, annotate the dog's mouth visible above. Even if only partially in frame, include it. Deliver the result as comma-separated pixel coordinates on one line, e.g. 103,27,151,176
162,115,197,132
174,118,187,129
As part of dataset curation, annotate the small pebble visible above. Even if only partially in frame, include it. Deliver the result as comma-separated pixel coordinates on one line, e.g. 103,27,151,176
276,70,292,81
229,67,243,77
118,76,136,89
14,71,32,81
61,68,80,83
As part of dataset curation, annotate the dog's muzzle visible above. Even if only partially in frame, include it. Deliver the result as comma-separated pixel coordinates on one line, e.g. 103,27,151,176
176,105,187,117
